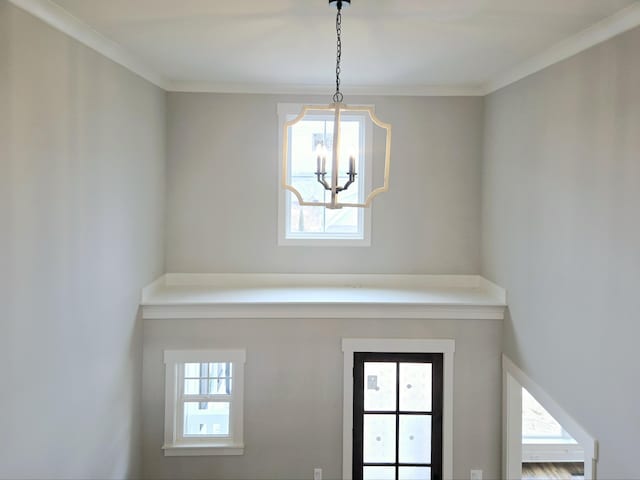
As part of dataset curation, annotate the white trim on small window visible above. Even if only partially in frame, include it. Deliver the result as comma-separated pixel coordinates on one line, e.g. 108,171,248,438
277,102,373,246
163,349,246,456
341,338,455,480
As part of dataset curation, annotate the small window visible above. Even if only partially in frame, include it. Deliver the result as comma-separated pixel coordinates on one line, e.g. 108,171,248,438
277,103,372,246
163,349,245,456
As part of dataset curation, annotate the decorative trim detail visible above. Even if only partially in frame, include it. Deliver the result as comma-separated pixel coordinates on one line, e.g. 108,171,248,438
167,81,486,97
7,0,170,89
484,2,640,94
12,0,639,96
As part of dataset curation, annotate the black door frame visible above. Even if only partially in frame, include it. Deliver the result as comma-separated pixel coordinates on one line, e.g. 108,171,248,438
352,352,444,480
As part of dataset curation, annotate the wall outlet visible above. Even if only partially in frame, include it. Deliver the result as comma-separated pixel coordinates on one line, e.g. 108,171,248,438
470,470,482,480
314,468,322,480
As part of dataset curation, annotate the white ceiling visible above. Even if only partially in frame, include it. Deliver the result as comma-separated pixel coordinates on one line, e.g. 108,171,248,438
41,0,640,92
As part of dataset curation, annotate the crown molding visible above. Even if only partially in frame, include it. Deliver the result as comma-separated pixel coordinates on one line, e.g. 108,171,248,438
166,81,485,97
483,2,640,95
9,0,640,97
7,0,171,90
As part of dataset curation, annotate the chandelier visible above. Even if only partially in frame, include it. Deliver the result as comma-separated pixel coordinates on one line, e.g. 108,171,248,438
281,0,392,210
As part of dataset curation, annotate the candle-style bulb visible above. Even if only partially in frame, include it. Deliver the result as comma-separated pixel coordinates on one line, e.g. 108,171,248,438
315,144,323,173
320,145,327,174
347,147,357,174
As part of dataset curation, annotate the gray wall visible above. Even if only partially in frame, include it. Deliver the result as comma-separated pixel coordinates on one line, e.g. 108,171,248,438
166,93,483,274
482,26,640,479
0,3,165,478
142,318,502,480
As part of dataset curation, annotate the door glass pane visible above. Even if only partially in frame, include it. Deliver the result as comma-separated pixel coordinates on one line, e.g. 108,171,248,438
399,467,431,480
364,362,397,411
364,414,396,463
398,415,431,463
363,466,396,480
399,363,432,412
183,402,230,436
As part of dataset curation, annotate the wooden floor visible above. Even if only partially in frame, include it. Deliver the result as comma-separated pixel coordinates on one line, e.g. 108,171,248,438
522,462,584,479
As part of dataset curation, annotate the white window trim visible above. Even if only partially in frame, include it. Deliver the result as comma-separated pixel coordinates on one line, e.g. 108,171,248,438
341,338,455,480
277,102,373,247
163,349,246,456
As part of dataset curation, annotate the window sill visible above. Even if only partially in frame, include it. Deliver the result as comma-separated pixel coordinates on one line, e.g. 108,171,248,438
162,443,244,456
522,442,584,463
279,236,371,247
523,438,579,445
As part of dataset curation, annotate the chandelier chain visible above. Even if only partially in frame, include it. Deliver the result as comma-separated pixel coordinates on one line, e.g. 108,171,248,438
333,4,343,103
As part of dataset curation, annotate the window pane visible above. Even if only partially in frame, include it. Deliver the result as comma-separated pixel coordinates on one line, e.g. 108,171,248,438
208,378,232,395
183,402,229,436
209,362,232,377
184,363,201,377
364,414,396,463
290,192,361,235
325,206,358,234
399,467,431,480
289,185,325,233
398,415,431,464
364,362,396,411
364,467,396,480
184,378,232,395
184,379,199,395
399,363,432,412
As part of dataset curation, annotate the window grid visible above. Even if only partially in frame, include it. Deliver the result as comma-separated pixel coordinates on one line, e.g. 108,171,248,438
178,362,234,440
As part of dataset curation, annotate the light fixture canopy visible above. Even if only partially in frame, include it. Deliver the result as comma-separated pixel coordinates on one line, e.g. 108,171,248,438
281,0,391,210
328,0,351,8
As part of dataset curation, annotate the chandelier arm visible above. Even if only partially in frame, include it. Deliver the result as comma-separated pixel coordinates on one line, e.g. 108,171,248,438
339,172,357,192
315,172,332,190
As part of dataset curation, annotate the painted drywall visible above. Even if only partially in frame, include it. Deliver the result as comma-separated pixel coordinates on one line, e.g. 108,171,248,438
0,3,165,478
166,93,483,274
142,318,502,480
482,26,640,479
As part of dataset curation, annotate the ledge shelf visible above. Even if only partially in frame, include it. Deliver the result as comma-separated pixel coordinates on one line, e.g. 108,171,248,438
141,274,506,320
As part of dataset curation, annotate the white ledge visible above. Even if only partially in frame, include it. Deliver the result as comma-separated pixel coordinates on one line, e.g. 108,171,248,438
162,443,244,457
141,274,506,320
